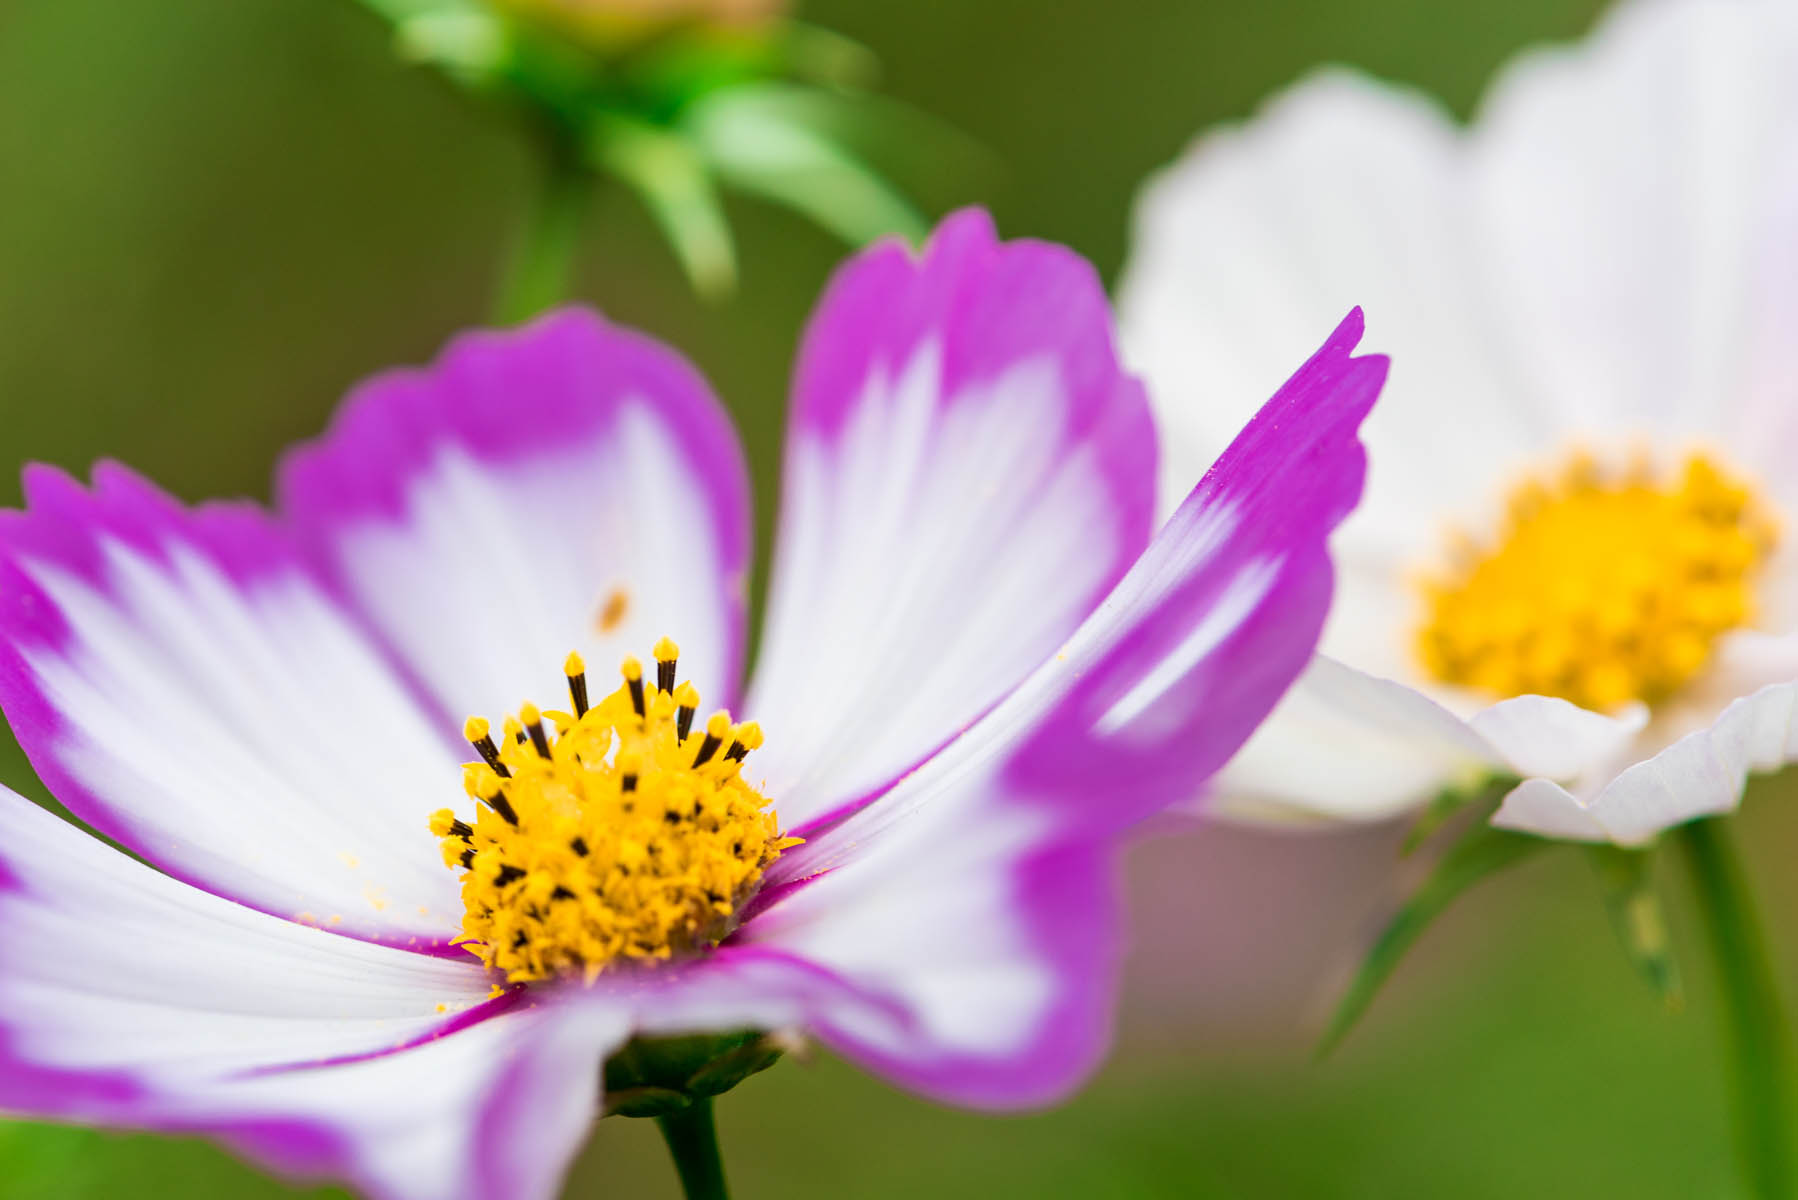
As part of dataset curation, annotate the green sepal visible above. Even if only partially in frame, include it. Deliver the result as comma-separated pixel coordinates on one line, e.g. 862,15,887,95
602,1030,784,1119
345,0,944,299
586,115,738,298
1317,822,1548,1060
684,83,927,247
1586,842,1683,1010
1399,772,1520,857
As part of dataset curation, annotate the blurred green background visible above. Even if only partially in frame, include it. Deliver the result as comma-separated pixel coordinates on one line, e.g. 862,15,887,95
7,0,1797,1196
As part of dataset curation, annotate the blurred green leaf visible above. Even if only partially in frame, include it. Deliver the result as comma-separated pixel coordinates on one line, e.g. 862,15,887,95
775,22,881,89
1317,824,1549,1059
1587,843,1683,1010
686,83,926,247
0,1122,106,1198
587,114,737,298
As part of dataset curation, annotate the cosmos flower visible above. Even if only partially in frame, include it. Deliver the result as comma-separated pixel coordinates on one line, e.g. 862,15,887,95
1116,0,1798,843
0,211,1383,1199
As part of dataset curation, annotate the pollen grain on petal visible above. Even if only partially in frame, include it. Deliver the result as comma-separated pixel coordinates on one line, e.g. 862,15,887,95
595,587,631,634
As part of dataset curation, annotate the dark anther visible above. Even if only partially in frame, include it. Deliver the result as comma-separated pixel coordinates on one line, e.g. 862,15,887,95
447,818,474,840
621,773,638,793
471,733,512,779
486,788,520,826
570,836,590,856
724,741,748,762
568,670,590,718
657,658,677,694
692,731,723,767
664,810,683,825
551,886,576,901
676,705,697,742
526,718,551,760
627,675,646,718
512,931,529,949
460,848,475,869
494,864,527,887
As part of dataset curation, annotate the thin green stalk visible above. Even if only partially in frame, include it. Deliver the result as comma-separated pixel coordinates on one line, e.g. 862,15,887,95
1678,817,1796,1200
492,141,591,324
654,1097,730,1200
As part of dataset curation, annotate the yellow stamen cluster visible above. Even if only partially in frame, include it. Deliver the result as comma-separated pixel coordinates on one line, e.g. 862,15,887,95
432,641,797,984
1416,451,1778,712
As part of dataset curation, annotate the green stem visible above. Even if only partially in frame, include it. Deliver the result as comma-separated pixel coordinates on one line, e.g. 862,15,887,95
1678,817,1796,1200
654,1097,730,1200
492,140,591,324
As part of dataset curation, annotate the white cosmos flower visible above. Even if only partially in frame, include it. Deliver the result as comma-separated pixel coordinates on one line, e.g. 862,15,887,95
1116,0,1798,843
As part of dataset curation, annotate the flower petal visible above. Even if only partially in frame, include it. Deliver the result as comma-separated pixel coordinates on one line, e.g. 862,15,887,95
1467,694,1647,785
0,464,464,943
0,788,618,1200
278,307,753,723
1472,0,1798,469
745,210,1157,828
1116,68,1551,530
731,312,1382,1105
1494,681,1798,846
1207,655,1507,824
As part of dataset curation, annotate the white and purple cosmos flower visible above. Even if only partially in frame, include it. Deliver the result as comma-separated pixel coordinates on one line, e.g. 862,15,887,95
0,211,1383,1199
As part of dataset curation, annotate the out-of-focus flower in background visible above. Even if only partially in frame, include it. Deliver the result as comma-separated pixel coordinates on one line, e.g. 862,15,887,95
353,0,945,308
1117,4,1798,1191
0,211,1383,1199
1119,0,1798,843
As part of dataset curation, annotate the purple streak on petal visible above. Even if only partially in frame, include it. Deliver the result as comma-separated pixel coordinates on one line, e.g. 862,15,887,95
238,986,526,1077
276,306,755,707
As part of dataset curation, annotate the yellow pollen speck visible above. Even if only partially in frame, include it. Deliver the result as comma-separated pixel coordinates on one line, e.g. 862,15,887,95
434,638,800,984
653,636,679,664
1415,450,1778,711
595,587,631,633
463,716,490,743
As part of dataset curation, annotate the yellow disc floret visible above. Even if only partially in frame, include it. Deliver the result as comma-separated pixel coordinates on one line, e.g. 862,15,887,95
1416,451,1778,712
433,640,799,984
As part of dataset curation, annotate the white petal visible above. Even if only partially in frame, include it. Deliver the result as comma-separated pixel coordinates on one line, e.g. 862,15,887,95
1468,694,1648,783
0,787,619,1200
1116,68,1551,528
1472,0,1798,455
746,212,1155,828
1500,680,1798,846
0,466,464,942
279,308,753,728
1209,655,1506,824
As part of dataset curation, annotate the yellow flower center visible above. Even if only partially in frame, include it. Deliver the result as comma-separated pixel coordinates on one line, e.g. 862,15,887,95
1415,451,1778,712
432,638,799,984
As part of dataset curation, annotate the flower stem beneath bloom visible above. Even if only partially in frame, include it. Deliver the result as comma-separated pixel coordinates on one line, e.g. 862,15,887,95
1678,816,1795,1200
655,1096,731,1200
493,139,592,324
